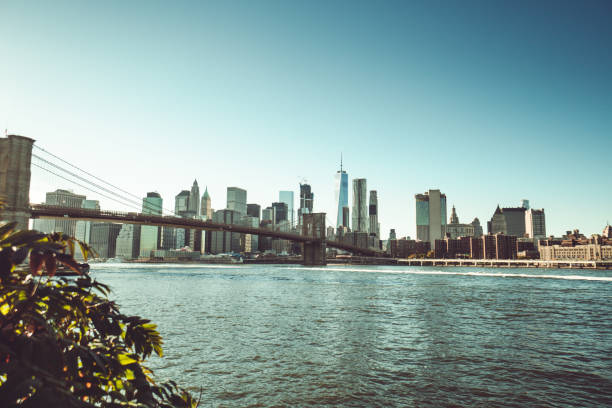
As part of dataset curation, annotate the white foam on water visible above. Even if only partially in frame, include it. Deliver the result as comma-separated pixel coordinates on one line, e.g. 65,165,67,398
286,266,612,282
91,263,244,270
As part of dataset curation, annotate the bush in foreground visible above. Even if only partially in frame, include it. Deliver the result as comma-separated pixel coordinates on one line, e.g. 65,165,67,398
0,222,198,407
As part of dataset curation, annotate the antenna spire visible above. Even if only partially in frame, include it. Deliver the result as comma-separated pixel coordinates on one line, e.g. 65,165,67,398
340,153,343,172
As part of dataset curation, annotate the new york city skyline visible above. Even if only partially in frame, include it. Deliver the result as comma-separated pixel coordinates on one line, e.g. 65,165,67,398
2,1,611,238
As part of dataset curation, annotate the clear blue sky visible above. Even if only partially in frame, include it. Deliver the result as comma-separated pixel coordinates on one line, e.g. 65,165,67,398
1,0,611,237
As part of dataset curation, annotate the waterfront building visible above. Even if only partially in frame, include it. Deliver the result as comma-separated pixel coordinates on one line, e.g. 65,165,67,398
415,189,447,246
247,203,261,219
445,206,476,239
482,233,517,259
469,236,483,259
90,222,122,259
539,244,612,261
241,215,259,253
352,178,368,232
115,224,141,260
32,189,86,236
188,180,200,216
279,191,294,226
525,208,546,239
201,187,212,219
227,187,247,216
161,226,176,250
139,192,163,258
342,231,370,249
368,190,380,239
272,202,288,224
334,157,349,227
75,199,100,245
387,238,431,258
211,209,242,254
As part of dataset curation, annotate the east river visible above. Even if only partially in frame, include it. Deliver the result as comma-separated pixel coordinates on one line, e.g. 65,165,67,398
92,264,612,407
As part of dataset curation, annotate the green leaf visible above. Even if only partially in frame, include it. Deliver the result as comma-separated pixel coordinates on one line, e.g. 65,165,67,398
117,354,138,365
0,302,9,315
78,241,88,262
0,221,17,241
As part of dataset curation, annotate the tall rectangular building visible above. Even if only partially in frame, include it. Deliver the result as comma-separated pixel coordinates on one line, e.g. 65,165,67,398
247,203,261,219
140,192,163,258
352,178,367,232
279,191,294,226
298,184,313,224
211,209,242,254
368,190,379,239
90,222,122,259
272,202,288,224
525,208,546,239
501,207,526,238
334,160,349,227
75,199,100,244
227,187,247,216
415,189,447,246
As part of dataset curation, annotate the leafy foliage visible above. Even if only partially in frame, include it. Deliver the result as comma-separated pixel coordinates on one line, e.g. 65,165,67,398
0,222,198,407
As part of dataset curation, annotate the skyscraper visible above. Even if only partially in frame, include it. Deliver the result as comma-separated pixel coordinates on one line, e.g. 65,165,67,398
75,199,100,245
525,208,546,239
175,190,190,216
247,203,261,219
368,190,379,239
188,180,200,216
352,179,368,232
272,202,288,224
298,183,313,224
488,205,507,234
501,207,527,237
227,187,247,215
140,192,163,258
334,156,348,227
279,191,294,226
32,189,86,236
415,189,447,245
201,187,212,219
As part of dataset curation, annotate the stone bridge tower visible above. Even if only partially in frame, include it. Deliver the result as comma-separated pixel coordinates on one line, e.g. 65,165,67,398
0,134,35,230
302,213,326,266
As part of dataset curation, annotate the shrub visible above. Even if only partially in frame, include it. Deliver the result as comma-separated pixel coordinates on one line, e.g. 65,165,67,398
0,222,198,407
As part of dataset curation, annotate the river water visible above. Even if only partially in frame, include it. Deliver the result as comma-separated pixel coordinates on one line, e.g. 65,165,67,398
91,264,612,407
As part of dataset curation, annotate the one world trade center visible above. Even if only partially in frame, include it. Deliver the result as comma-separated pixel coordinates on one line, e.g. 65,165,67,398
334,155,349,228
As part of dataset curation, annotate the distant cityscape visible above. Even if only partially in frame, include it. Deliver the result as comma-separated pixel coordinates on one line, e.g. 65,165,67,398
20,157,611,264
1,134,610,264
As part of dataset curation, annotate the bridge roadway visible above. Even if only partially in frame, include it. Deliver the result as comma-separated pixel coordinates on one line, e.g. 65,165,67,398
30,204,384,257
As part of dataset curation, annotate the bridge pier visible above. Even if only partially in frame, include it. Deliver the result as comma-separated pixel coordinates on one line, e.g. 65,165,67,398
0,135,35,230
302,213,326,266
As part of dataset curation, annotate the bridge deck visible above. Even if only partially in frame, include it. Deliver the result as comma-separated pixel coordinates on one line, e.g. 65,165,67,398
30,205,385,257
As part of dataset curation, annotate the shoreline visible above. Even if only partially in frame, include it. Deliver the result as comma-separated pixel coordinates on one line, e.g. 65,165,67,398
95,257,612,270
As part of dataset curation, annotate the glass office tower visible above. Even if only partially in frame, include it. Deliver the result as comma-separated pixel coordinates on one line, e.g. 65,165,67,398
334,161,349,227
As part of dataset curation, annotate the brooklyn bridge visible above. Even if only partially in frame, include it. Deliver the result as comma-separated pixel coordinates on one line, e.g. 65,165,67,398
1,134,384,265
